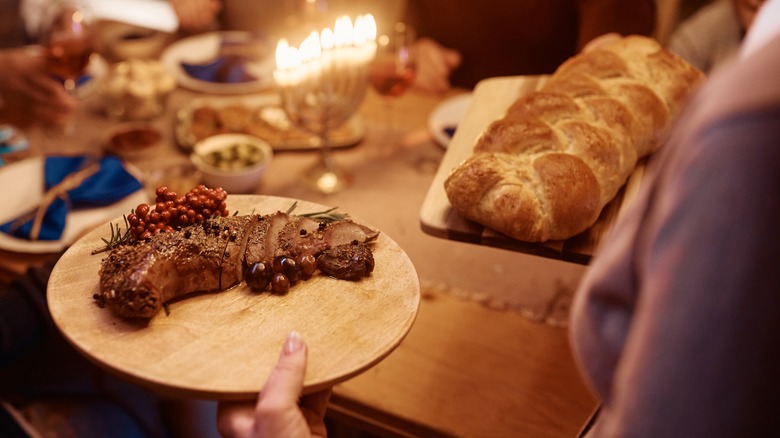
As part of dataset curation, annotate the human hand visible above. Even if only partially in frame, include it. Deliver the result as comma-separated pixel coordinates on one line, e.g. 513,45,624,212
0,47,76,128
412,37,462,94
170,0,222,33
733,0,766,31
217,332,331,438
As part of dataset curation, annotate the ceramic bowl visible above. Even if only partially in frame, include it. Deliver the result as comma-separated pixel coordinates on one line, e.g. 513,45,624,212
105,123,161,160
95,21,171,62
99,59,176,121
143,158,202,199
190,133,273,194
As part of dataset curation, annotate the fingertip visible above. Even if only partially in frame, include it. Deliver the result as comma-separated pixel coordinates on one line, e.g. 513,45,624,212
283,330,305,355
256,332,308,409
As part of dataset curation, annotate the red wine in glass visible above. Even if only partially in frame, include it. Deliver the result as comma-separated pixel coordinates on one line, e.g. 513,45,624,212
46,35,92,91
42,3,93,92
369,22,416,149
369,58,416,97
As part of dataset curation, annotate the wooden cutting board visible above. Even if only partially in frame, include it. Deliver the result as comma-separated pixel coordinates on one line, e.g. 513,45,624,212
420,76,644,264
47,195,420,401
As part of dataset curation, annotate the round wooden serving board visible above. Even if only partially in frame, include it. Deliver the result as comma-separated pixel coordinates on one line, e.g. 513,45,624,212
47,195,420,401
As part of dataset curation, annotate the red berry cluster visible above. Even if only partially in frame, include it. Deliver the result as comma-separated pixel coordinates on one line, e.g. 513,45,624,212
127,185,229,241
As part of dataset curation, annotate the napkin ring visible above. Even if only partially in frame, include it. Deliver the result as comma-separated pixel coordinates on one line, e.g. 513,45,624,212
7,161,100,241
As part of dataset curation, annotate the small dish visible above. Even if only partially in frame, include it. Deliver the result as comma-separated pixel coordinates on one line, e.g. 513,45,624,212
0,156,148,253
106,123,161,160
174,95,365,151
428,92,473,148
94,20,171,62
190,133,273,194
160,31,274,94
98,58,176,121
143,159,202,200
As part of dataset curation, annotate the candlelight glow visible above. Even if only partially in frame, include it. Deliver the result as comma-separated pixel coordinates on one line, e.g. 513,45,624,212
272,12,378,194
354,14,377,45
275,39,301,70
274,13,377,86
320,28,334,50
333,16,354,47
299,31,322,61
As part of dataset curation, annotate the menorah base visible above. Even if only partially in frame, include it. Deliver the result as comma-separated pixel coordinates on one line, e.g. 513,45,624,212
303,159,354,195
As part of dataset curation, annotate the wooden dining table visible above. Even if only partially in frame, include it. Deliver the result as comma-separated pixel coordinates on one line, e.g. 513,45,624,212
0,64,598,437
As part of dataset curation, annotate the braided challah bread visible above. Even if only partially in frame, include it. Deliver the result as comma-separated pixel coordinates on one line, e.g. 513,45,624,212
444,35,704,242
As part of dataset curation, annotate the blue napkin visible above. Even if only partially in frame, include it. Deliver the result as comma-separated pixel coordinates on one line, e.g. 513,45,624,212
181,55,257,83
0,155,143,241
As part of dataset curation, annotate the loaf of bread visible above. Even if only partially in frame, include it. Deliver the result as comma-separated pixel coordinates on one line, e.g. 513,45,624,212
443,35,704,242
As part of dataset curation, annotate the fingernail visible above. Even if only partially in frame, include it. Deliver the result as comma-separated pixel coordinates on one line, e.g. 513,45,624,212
284,331,303,355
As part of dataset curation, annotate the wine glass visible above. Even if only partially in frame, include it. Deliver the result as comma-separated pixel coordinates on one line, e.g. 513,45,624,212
40,1,94,95
369,21,416,151
275,15,375,195
38,1,94,136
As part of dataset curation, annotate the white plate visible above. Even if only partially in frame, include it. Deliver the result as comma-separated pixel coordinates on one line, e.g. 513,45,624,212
161,31,275,95
428,92,473,148
0,157,148,254
174,94,365,151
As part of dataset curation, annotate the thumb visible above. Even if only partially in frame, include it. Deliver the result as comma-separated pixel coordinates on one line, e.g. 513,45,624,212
256,331,307,411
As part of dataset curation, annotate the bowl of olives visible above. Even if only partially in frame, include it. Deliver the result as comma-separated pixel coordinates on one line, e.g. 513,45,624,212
190,133,273,193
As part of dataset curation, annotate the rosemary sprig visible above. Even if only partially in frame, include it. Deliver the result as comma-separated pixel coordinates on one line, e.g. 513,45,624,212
286,201,349,222
91,215,132,255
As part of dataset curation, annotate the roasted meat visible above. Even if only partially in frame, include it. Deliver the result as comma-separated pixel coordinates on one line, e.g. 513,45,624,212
98,212,378,319
317,241,375,281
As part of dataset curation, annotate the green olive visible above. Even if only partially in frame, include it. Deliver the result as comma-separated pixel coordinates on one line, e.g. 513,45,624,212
203,142,264,169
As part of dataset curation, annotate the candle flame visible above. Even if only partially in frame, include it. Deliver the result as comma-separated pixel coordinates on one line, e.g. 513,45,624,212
320,28,334,51
299,31,322,61
275,39,301,70
333,15,354,47
354,14,377,45
274,12,377,83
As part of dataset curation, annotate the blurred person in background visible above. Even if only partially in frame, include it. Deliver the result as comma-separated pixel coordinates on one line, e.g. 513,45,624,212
0,0,76,128
0,0,226,129
571,0,780,435
668,0,766,73
0,257,222,437
0,46,76,128
169,0,222,33
405,0,656,92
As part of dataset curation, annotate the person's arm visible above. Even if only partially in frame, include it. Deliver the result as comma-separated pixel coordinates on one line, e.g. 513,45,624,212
411,37,461,93
401,0,461,93
169,0,222,33
576,0,655,51
575,47,780,434
217,332,330,438
0,255,62,365
0,47,76,128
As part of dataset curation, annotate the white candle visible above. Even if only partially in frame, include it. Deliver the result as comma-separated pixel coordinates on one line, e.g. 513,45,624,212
274,39,302,86
333,16,354,48
274,13,378,87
